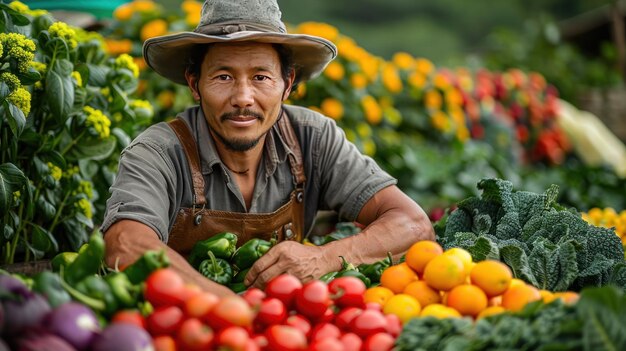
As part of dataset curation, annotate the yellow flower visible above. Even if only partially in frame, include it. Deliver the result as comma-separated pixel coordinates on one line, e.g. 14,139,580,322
415,58,435,76
0,72,20,90
77,180,94,199
433,73,450,90
64,165,80,178
361,95,382,125
296,22,339,42
445,88,463,107
362,138,376,156
356,122,372,138
336,36,360,61
71,71,83,87
0,32,36,72
350,73,368,89
291,84,306,99
140,19,168,42
430,110,451,132
84,106,111,139
47,162,62,181
344,129,356,143
456,68,474,91
323,61,345,81
320,98,344,120
448,106,466,126
392,52,414,70
381,63,402,94
115,53,140,78
182,0,202,26
408,72,426,89
8,87,31,115
30,61,47,74
76,198,93,219
424,89,442,110
384,106,402,126
48,22,77,49
456,125,470,142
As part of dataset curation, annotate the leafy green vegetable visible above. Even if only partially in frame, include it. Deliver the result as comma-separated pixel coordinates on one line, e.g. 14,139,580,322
435,178,625,291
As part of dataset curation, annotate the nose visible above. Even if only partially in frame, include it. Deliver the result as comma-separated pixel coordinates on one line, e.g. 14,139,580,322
230,80,254,108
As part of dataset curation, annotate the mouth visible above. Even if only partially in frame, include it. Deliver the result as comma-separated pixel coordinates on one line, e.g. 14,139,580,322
221,110,263,128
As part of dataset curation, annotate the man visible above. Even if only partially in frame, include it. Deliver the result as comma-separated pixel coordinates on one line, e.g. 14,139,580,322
102,0,435,297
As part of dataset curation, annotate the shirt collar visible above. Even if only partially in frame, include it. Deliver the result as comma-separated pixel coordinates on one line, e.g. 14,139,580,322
182,106,293,177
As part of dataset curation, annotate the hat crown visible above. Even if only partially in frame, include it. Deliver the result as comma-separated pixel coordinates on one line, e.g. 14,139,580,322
197,0,286,35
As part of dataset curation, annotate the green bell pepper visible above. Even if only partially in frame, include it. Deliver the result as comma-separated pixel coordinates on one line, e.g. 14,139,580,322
64,232,105,285
198,251,233,285
105,272,141,308
357,252,393,286
320,256,371,286
188,232,238,268
232,267,250,284
50,252,78,273
231,238,272,270
75,275,118,316
123,249,170,285
32,271,71,308
319,271,338,283
228,282,247,294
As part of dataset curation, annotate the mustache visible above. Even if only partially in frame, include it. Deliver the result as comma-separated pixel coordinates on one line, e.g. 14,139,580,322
220,109,264,122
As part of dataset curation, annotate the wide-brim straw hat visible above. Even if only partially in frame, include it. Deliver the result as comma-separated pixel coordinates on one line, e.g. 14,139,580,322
143,0,337,85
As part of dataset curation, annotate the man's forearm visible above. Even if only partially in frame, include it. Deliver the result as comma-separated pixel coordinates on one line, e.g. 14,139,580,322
323,186,435,270
104,219,234,297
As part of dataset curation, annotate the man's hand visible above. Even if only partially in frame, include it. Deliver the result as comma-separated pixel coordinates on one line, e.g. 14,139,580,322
244,241,341,289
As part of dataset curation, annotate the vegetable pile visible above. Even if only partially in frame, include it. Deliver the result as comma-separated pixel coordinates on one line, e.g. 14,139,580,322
435,178,626,291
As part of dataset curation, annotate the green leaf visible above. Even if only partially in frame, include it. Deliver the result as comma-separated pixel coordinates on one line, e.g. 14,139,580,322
16,66,42,85
577,286,626,351
0,163,27,214
68,136,116,161
501,244,539,286
0,81,10,100
36,196,56,221
62,219,89,251
86,63,109,86
112,127,131,149
3,224,14,240
30,223,59,255
46,60,74,123
74,212,93,229
42,150,67,170
3,101,27,137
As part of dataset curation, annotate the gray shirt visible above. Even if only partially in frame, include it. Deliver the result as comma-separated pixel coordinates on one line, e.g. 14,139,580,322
101,104,396,243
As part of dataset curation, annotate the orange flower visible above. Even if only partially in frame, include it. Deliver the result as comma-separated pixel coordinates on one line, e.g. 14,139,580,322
104,39,132,55
141,19,168,42
296,22,339,42
131,0,157,12
350,73,368,89
415,58,434,76
320,97,344,120
323,61,345,81
113,3,133,21
430,110,451,132
361,95,382,125
392,52,414,70
408,72,426,89
424,89,442,110
382,63,402,94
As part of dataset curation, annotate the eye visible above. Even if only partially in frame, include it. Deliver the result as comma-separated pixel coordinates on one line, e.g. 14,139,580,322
253,75,271,81
215,74,231,80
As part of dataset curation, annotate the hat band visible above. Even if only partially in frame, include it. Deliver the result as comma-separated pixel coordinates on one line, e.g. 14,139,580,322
195,20,286,35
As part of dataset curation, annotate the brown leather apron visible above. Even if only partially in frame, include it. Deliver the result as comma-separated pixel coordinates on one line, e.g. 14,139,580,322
165,112,305,256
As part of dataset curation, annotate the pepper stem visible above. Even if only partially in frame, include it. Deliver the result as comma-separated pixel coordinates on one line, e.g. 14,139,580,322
208,250,220,274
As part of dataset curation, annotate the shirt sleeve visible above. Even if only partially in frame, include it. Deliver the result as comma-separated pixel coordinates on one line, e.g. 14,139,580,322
100,137,178,242
313,118,397,221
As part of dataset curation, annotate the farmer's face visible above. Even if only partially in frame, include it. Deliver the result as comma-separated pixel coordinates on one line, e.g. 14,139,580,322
187,42,294,152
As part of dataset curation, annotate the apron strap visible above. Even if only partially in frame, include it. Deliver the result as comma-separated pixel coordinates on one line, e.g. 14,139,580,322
168,117,206,206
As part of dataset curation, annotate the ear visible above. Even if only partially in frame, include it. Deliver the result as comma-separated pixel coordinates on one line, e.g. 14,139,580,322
282,69,297,101
184,68,201,101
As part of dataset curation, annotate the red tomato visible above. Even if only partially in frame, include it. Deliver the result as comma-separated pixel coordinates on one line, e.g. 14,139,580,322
265,274,302,309
265,325,307,351
147,305,185,336
364,302,383,311
308,323,341,342
348,309,388,339
384,313,402,337
144,268,186,307
242,288,266,308
256,297,288,327
252,334,268,349
340,332,363,351
309,306,335,325
308,337,343,351
207,295,254,330
184,291,219,320
216,326,250,351
179,284,203,301
334,307,363,331
111,309,147,330
152,335,176,351
176,317,214,351
328,276,366,308
362,332,395,351
284,314,312,338
294,280,331,319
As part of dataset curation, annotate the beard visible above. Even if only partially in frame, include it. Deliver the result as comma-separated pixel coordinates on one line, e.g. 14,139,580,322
215,109,266,152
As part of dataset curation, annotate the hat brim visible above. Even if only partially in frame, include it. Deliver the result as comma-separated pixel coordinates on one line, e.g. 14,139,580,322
143,31,337,85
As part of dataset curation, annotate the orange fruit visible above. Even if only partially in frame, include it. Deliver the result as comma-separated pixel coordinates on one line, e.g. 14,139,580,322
403,280,441,307
539,289,556,303
423,254,466,291
420,303,461,319
380,263,419,294
382,294,421,324
469,260,513,297
443,248,473,276
488,295,502,307
501,284,541,312
363,286,395,306
446,284,488,317
404,240,443,274
552,291,580,305
476,306,506,320
509,278,526,289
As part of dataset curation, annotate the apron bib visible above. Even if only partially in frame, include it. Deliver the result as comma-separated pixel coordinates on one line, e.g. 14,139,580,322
165,111,306,256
